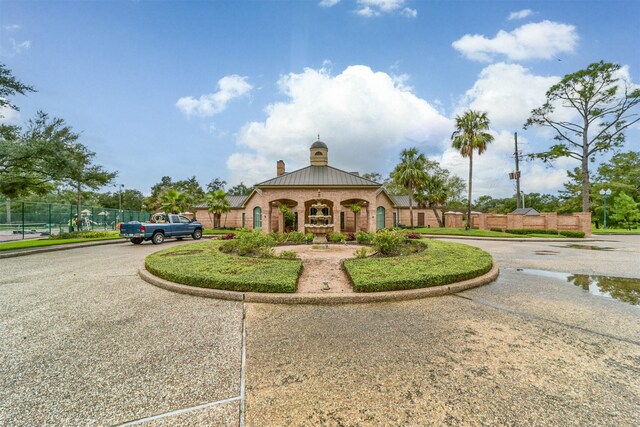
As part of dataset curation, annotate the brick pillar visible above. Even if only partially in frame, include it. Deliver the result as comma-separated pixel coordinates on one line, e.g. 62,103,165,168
543,213,558,231
573,212,592,236
297,205,305,233
369,203,377,233
478,213,487,230
278,209,284,233
333,205,340,233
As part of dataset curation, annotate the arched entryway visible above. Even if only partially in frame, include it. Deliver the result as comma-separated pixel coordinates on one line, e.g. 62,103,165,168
340,199,369,232
269,199,299,232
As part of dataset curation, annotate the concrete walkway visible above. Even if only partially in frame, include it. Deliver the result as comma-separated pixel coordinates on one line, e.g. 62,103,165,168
1,236,639,425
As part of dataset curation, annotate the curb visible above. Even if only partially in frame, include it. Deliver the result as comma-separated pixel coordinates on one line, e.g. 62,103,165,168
0,239,127,259
138,263,500,305
421,234,594,242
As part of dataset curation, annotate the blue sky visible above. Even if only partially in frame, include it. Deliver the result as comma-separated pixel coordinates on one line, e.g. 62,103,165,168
1,0,639,198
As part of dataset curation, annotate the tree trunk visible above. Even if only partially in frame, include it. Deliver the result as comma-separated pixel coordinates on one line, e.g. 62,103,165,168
467,152,473,230
408,183,414,228
432,207,444,227
6,198,10,224
582,143,590,213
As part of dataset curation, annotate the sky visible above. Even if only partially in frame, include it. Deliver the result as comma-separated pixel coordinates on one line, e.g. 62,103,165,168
1,0,639,198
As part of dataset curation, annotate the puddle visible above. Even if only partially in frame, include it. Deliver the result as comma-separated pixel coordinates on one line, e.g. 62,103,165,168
535,250,559,256
516,268,640,305
554,244,616,251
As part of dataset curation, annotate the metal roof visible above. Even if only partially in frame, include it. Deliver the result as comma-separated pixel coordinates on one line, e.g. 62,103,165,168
311,140,328,149
193,194,248,209
388,195,415,208
512,208,540,216
256,165,381,187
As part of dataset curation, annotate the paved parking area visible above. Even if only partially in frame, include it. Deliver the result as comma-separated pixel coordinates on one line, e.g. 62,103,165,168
1,236,638,425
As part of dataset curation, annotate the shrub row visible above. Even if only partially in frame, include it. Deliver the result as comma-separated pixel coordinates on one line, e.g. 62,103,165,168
146,241,301,293
558,230,585,238
344,239,493,292
49,231,118,240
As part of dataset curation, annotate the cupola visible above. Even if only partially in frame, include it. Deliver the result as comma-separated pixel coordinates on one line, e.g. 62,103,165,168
310,136,328,166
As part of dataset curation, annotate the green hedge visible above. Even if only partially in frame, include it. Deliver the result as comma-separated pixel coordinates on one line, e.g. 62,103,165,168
559,230,585,238
505,228,558,235
145,241,302,293
489,227,504,232
344,240,493,292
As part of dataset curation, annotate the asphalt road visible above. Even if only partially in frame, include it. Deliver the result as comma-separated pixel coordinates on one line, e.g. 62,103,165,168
1,236,639,426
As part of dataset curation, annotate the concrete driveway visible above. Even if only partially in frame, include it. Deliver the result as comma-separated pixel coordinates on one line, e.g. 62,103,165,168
1,236,639,425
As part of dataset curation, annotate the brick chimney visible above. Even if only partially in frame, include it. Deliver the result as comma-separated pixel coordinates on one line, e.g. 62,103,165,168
277,160,285,176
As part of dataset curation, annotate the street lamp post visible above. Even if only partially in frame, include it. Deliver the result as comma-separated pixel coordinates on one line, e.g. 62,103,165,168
119,184,124,211
599,188,611,229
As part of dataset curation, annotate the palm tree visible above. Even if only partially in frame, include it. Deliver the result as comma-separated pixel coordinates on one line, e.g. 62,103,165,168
206,189,230,229
416,175,448,227
160,189,187,214
349,202,362,232
451,110,493,230
392,147,428,228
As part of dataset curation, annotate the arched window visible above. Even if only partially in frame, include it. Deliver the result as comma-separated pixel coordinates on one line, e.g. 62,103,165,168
253,207,262,229
376,206,385,230
315,151,323,156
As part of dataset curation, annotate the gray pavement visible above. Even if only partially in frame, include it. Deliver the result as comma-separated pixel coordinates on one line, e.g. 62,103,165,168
1,236,639,425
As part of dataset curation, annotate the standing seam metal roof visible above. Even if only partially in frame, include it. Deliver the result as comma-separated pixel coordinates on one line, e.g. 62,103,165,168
256,165,381,187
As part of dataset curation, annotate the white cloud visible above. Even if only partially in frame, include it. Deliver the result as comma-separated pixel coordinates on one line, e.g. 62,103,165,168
3,24,21,31
439,130,569,198
227,65,452,185
452,20,578,62
401,8,417,18
355,0,416,18
508,9,533,21
0,101,20,124
176,75,252,117
458,62,560,130
319,0,341,7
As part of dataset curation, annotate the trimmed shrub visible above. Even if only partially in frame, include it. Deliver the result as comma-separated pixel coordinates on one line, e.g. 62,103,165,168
279,250,299,259
354,247,369,259
50,231,116,240
257,246,276,258
373,229,407,256
489,227,504,232
506,228,558,235
329,231,347,243
559,230,585,238
305,233,314,243
283,231,306,243
220,230,277,256
355,231,375,245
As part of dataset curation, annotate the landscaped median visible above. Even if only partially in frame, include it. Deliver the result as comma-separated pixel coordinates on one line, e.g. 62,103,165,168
343,239,493,292
143,232,496,302
145,240,302,293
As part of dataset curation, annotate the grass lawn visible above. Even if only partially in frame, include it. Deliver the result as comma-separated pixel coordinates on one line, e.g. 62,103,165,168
0,233,120,251
592,227,640,234
344,239,493,292
145,240,302,293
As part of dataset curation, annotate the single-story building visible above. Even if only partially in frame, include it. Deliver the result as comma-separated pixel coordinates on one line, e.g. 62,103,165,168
194,140,441,232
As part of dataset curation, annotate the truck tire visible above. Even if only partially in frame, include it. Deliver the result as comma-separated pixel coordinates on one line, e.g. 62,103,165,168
192,229,203,240
131,237,143,245
152,232,165,245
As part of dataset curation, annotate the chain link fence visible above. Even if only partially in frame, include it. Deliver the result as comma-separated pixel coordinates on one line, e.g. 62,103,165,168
0,199,150,241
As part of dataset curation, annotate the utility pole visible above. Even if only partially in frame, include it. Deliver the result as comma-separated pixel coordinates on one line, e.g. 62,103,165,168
514,132,521,209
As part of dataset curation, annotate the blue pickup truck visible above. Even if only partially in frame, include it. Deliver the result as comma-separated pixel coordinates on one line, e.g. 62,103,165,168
119,213,203,245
